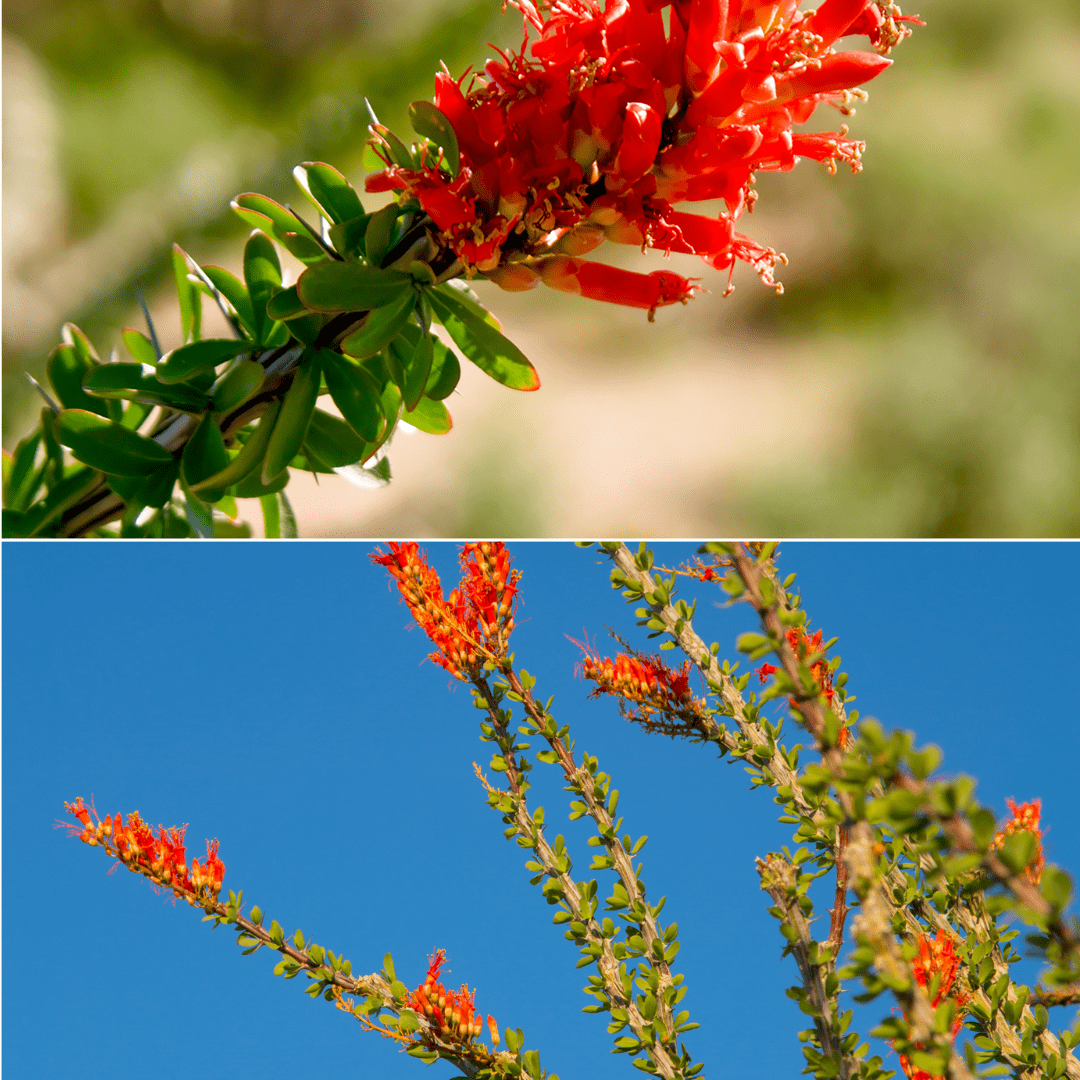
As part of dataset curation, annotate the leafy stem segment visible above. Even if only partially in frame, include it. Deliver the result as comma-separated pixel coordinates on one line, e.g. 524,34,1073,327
603,543,977,1080
599,542,1079,1080
472,670,697,1080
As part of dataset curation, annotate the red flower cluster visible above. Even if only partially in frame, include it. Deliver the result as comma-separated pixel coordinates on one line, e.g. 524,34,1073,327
756,625,836,703
407,949,493,1046
372,542,520,678
897,930,969,1080
64,797,224,906
578,644,700,717
991,798,1045,886
368,0,918,317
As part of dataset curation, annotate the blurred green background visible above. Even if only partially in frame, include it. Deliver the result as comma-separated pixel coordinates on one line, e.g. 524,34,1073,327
4,0,1079,536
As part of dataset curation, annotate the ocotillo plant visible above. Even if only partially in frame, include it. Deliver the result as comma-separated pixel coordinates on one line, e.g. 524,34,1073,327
62,541,1080,1080
4,0,920,537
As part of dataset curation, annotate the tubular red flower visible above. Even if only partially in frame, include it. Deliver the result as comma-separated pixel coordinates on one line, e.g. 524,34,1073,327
63,799,224,906
577,642,701,718
896,931,969,1080
366,0,918,311
406,950,489,1045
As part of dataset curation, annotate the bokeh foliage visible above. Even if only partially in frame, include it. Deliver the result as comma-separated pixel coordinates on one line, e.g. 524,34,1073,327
736,0,1080,535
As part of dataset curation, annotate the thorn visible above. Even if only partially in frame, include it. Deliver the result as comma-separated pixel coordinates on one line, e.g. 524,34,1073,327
137,289,163,359
25,373,61,414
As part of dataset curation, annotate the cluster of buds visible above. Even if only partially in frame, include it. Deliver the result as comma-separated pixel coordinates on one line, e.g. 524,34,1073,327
368,0,919,317
371,542,520,679
63,797,224,906
897,930,970,1080
578,644,704,723
407,950,493,1047
990,798,1045,886
757,625,836,705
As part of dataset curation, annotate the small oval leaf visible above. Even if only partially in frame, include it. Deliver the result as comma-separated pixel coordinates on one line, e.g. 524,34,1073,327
408,100,460,177
294,162,364,225
403,395,452,435
320,350,385,444
157,340,252,384
262,353,321,483
211,359,266,414
339,291,417,359
296,261,411,313
54,410,174,476
425,288,539,391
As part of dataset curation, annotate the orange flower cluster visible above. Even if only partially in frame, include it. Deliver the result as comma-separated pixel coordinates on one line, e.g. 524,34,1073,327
578,644,699,718
407,949,494,1046
64,797,225,906
990,798,1045,886
372,542,520,679
897,931,969,1080
756,625,835,704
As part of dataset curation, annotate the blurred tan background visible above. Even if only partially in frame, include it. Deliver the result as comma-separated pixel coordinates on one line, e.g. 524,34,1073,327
4,0,1079,536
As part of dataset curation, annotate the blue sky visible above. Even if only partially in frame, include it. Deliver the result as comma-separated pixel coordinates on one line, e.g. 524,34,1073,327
3,542,1078,1079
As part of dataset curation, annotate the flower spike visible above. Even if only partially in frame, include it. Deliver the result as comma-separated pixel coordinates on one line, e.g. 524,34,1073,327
62,798,224,907
371,542,520,678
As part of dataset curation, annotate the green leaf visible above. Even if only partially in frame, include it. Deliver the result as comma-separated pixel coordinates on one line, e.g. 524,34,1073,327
243,231,282,345
378,381,403,448
12,465,99,537
522,1050,541,1080
134,459,180,509
82,364,211,412
191,403,279,496
436,280,501,329
425,338,461,400
999,831,1038,876
320,350,385,443
296,261,411,313
231,466,288,499
340,290,417,359
426,287,539,391
403,395,451,435
211,359,265,414
409,100,460,177
157,340,252,384
182,414,230,501
230,194,325,264
908,745,943,782
397,329,433,410
327,214,373,260
1041,866,1072,911
55,410,174,476
122,328,160,365
173,244,202,343
181,477,214,537
264,286,307,323
201,265,256,336
304,408,366,468
3,430,44,511
293,162,364,225
403,330,433,410
47,344,109,417
262,353,320,483
737,633,769,653
363,204,400,268
63,322,102,365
